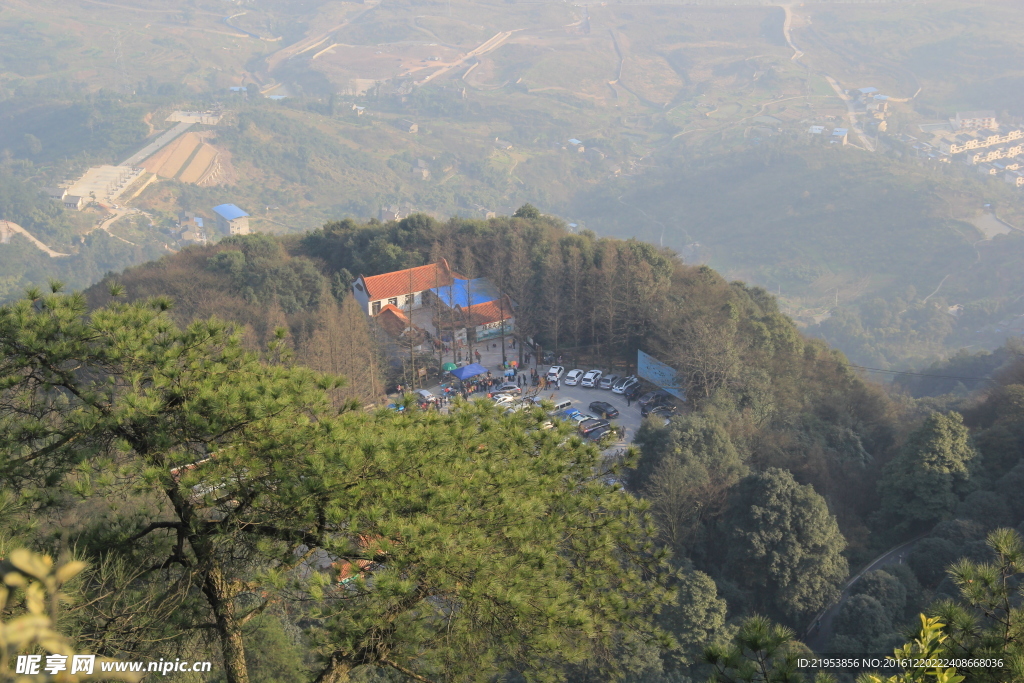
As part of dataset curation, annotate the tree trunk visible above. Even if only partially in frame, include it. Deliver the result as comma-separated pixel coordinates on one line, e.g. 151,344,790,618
204,565,249,683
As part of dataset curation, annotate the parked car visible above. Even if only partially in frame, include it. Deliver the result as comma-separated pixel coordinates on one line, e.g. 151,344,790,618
492,394,518,406
612,376,639,395
564,369,584,386
588,401,620,419
586,426,611,441
415,389,438,404
546,366,564,381
624,382,645,401
578,418,610,435
570,413,597,424
598,374,620,390
494,382,521,395
642,404,678,419
637,390,672,409
580,369,603,388
555,408,581,421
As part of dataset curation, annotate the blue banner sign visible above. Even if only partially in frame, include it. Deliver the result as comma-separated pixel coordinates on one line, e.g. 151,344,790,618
637,350,686,401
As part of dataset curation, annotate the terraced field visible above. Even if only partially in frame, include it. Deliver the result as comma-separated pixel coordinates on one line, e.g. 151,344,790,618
141,133,222,185
179,144,218,184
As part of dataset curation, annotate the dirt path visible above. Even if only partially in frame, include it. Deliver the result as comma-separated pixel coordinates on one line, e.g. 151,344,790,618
412,31,514,85
263,2,380,73
0,220,71,257
780,5,804,64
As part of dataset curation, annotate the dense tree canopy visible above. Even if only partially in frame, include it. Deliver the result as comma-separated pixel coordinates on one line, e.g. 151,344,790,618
0,288,676,683
878,412,978,532
719,468,848,624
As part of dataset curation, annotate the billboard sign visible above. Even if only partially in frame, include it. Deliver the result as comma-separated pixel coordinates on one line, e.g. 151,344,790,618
637,349,686,401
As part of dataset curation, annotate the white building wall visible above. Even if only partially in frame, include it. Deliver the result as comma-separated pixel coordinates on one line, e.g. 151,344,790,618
351,278,371,314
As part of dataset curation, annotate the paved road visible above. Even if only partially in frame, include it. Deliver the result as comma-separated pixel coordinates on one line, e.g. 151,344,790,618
120,121,193,167
804,535,924,652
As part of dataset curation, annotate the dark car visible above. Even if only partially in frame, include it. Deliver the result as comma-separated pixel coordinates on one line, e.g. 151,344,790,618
586,426,611,441
624,382,645,401
588,401,620,419
637,390,672,409
578,418,610,435
642,403,678,418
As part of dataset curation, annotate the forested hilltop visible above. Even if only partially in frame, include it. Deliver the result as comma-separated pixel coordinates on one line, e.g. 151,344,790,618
3,212,1023,683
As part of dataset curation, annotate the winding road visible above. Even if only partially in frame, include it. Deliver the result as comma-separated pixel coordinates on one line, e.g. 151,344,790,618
0,220,70,257
804,535,925,652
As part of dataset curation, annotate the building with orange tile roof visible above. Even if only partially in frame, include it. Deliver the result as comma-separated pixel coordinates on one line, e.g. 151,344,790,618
351,259,456,316
461,295,515,342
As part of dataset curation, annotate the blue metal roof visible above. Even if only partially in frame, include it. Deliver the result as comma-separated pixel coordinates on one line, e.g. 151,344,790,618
568,138,582,145
858,87,878,94
832,128,848,135
212,204,249,220
430,278,500,308
194,217,204,228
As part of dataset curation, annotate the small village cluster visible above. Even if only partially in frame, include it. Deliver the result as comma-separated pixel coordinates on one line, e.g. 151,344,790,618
898,111,1024,188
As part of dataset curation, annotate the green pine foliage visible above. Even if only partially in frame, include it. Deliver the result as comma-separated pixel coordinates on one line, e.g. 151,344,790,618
878,412,979,533
0,286,675,683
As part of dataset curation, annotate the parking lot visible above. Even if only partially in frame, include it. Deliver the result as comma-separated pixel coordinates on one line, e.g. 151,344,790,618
531,380,644,447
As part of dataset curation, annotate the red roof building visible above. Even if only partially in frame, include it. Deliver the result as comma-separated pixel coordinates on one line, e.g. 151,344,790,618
351,259,456,315
461,295,515,341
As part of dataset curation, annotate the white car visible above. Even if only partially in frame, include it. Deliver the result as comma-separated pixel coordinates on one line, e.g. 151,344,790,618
570,413,597,424
564,369,584,386
612,376,639,395
492,394,518,407
580,369,602,388
546,366,564,381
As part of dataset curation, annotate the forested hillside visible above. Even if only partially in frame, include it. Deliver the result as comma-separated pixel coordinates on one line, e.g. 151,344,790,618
3,212,1023,682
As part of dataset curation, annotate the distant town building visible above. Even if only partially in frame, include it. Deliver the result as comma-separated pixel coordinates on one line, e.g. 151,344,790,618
494,138,513,149
379,206,404,222
66,165,141,204
955,111,998,130
44,187,67,201
808,125,825,135
831,128,849,145
396,119,418,133
63,195,85,211
212,204,250,235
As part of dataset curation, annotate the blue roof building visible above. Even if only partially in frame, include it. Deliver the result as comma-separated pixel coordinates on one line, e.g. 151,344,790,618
858,87,879,95
213,204,249,220
212,204,250,235
429,278,501,309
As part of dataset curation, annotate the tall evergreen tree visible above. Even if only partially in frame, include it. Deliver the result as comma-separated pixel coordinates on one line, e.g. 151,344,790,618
878,412,978,532
720,468,848,624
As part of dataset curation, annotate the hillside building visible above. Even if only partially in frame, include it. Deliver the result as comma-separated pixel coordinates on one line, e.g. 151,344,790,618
212,204,250,235
352,260,457,316
955,111,998,130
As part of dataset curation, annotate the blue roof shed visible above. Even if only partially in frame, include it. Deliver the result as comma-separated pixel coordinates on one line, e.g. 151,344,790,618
212,204,249,221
